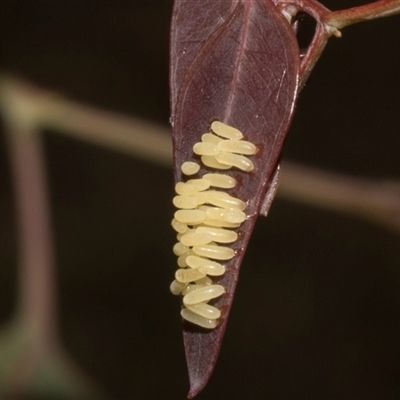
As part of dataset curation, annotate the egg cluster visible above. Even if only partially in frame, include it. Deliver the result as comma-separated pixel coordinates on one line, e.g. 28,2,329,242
170,121,257,329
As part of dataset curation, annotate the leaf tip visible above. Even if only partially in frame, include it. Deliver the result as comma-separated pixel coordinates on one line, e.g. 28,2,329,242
187,376,207,399
185,335,217,399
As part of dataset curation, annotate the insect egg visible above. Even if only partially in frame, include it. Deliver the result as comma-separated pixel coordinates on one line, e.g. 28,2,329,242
171,218,188,233
191,191,208,206
170,280,188,296
193,142,220,156
186,302,221,319
183,284,226,306
181,308,218,329
203,173,236,189
211,121,243,140
173,242,190,256
203,206,225,220
201,155,232,170
181,161,200,175
174,209,207,224
201,133,223,145
185,178,210,192
175,268,207,283
173,195,198,209
171,121,257,329
196,226,238,243
180,231,213,247
193,276,213,286
192,244,235,260
177,253,192,268
186,255,226,276
181,284,202,296
216,152,254,172
218,138,257,155
176,228,194,242
221,208,247,224
201,218,241,229
204,191,246,210
175,182,196,196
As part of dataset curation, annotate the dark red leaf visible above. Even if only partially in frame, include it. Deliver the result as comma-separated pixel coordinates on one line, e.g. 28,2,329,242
170,0,300,397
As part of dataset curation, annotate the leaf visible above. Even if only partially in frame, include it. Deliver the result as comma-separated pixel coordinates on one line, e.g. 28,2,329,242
170,0,300,397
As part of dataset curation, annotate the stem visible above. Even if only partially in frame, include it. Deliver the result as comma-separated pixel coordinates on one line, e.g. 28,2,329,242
275,0,400,86
325,0,400,30
273,0,333,86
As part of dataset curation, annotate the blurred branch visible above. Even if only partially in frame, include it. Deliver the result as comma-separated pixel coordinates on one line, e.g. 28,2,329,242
6,125,58,351
1,75,400,234
0,76,172,166
279,162,400,232
0,76,106,397
0,118,57,391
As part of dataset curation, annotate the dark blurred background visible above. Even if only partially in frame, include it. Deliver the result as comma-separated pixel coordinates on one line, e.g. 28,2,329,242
0,1,399,399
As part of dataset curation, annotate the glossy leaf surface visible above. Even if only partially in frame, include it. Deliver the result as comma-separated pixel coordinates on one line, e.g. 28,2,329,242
170,0,300,396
